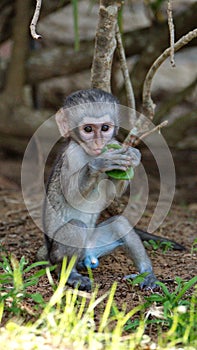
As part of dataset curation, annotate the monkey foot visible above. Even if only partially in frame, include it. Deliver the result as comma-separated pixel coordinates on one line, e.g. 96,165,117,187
124,272,158,290
67,271,92,291
77,256,99,270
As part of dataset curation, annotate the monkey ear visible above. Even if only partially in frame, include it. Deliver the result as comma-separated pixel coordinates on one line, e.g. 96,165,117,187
55,108,70,138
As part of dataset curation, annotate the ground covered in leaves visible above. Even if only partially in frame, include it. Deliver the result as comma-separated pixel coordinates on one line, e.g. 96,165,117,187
0,150,197,338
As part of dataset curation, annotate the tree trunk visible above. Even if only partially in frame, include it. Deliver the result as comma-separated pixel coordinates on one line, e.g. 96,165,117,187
91,0,118,92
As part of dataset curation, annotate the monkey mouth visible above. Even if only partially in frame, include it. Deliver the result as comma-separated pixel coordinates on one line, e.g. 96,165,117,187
92,149,102,155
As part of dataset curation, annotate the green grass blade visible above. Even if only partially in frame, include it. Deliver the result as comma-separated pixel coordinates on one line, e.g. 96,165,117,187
155,281,172,298
40,256,76,318
98,282,117,332
0,301,4,323
10,254,24,292
174,275,197,304
24,261,49,273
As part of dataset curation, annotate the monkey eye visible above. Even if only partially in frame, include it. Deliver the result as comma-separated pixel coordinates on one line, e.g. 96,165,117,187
84,125,93,133
101,124,110,132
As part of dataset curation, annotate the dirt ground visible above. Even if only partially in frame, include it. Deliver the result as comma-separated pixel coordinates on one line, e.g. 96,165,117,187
0,149,197,334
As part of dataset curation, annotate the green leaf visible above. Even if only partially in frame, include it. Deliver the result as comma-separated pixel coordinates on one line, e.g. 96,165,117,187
24,261,49,273
102,143,122,152
155,281,172,298
29,293,45,304
174,275,197,304
24,279,39,288
145,294,164,303
128,272,149,286
106,167,134,180
103,143,134,180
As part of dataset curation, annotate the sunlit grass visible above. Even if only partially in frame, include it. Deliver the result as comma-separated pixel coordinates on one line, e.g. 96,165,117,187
0,253,197,349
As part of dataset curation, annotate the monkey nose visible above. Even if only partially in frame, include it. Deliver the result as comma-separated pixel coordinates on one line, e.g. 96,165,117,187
95,140,104,150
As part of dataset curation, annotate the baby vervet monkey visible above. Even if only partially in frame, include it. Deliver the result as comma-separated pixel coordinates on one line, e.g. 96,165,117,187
43,88,157,291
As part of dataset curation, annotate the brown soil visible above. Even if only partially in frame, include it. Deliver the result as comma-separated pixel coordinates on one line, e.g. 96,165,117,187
0,151,197,336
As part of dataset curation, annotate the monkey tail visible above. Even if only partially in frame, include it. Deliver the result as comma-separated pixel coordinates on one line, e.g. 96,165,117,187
135,228,186,251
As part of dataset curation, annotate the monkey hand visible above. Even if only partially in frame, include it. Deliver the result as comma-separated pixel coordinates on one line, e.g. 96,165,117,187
124,147,141,168
89,148,134,174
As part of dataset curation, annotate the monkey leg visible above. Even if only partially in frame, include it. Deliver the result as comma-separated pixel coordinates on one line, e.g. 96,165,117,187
85,216,157,289
47,219,92,291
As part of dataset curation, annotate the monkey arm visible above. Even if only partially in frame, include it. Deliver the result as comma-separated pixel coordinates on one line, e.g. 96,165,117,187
110,179,129,197
62,148,132,199
61,165,101,205
60,143,141,206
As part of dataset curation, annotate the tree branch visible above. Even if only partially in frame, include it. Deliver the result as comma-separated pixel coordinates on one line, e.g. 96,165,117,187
115,25,135,110
0,0,71,44
3,2,192,86
142,28,197,120
131,1,197,103
91,0,118,92
30,0,42,40
167,0,175,67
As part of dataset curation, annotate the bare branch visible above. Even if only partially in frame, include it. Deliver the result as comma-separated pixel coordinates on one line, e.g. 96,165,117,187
124,120,168,147
30,0,42,40
167,0,175,67
142,28,197,120
139,120,168,141
115,25,135,110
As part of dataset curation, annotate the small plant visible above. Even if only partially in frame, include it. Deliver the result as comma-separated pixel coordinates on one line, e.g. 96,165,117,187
125,272,150,289
0,252,52,319
142,276,197,342
145,276,197,313
144,239,174,253
158,288,197,348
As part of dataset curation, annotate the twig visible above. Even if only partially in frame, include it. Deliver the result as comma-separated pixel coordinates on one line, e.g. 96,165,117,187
126,120,169,147
167,0,175,67
115,25,136,110
142,28,197,120
139,120,168,141
30,0,42,40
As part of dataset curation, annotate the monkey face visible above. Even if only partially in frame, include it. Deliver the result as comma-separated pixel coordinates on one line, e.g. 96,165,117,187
78,115,115,156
